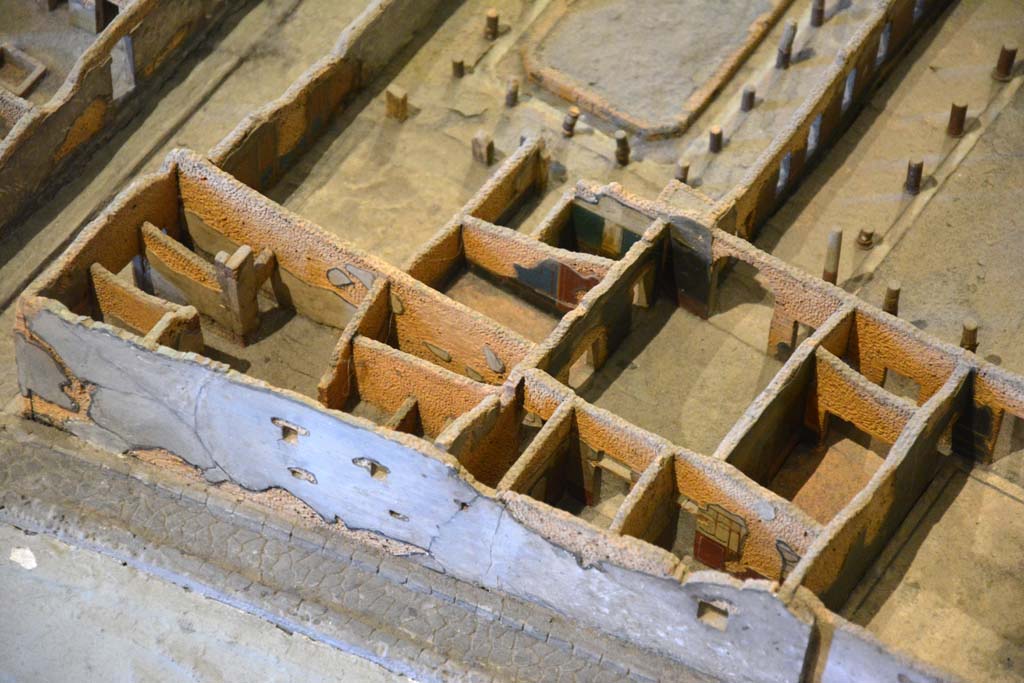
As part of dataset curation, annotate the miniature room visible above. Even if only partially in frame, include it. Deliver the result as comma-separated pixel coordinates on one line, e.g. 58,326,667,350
2,1,96,103
434,374,566,488
27,155,404,400
724,333,923,526
563,241,787,457
336,334,494,442
531,188,656,260
313,277,500,445
623,447,821,582
498,395,661,530
405,214,612,344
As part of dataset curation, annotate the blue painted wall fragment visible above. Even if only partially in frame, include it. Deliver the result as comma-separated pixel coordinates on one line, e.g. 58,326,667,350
514,258,601,311
514,260,558,298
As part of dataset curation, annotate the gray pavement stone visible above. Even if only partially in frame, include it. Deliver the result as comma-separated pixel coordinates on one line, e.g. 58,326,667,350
378,556,411,585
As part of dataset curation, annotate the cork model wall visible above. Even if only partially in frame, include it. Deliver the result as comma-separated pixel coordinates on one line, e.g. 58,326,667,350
7,0,1024,681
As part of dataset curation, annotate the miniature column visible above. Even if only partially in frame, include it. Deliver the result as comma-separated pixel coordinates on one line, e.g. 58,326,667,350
947,103,967,138
674,160,689,184
856,229,874,250
777,21,797,69
484,8,499,40
883,281,901,316
385,86,409,122
615,130,630,166
472,130,495,165
562,106,581,137
505,79,519,107
214,245,260,338
960,318,979,352
740,86,756,112
708,126,723,153
993,46,1017,82
904,160,923,195
822,230,842,284
810,0,825,27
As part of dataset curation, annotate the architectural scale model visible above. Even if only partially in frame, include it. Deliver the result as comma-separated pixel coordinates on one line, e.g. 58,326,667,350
3,0,1024,681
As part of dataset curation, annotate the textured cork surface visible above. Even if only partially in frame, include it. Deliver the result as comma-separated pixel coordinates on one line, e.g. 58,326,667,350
6,0,1024,681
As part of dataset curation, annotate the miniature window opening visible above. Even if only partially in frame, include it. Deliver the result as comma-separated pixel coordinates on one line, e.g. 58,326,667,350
97,0,120,30
882,367,922,405
696,600,729,631
288,467,317,485
806,114,822,159
272,417,307,444
913,0,926,23
875,22,892,68
352,456,389,481
775,152,792,197
111,35,137,101
568,332,605,390
991,412,1024,464
568,350,595,389
631,265,655,308
841,68,857,114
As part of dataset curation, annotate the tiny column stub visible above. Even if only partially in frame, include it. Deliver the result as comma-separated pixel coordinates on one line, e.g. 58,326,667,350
856,229,874,250
614,130,630,166
674,159,689,184
960,318,979,352
810,0,825,28
905,160,923,195
505,79,519,108
708,126,723,154
740,86,756,112
993,46,1017,82
883,281,901,316
485,8,499,41
562,106,581,137
947,103,967,138
777,21,797,69
385,85,409,122
822,229,842,285
473,130,495,165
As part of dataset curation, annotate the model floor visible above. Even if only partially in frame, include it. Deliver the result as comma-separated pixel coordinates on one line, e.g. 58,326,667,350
2,0,1024,681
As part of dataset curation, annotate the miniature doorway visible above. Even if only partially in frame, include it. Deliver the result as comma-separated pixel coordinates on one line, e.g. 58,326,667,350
97,0,120,30
631,264,656,309
567,327,608,390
